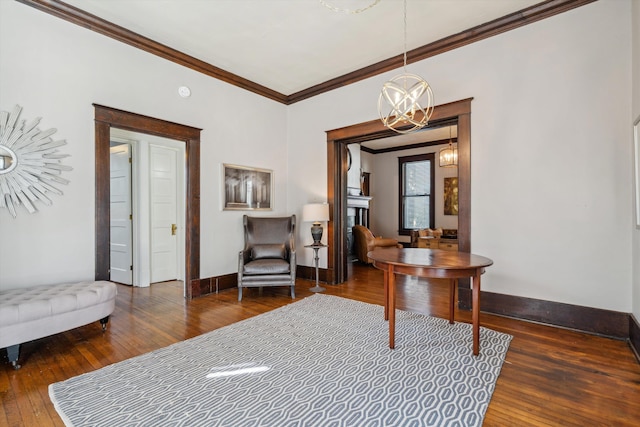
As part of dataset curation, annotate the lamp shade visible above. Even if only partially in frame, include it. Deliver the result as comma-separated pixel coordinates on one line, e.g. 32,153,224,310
302,203,330,223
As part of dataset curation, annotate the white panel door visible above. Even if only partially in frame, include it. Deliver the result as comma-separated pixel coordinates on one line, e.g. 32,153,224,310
150,145,178,283
110,144,133,285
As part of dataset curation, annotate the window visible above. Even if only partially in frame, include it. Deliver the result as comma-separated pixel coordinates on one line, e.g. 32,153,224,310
398,153,434,235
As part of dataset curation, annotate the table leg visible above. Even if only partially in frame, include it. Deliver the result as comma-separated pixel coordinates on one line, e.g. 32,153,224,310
388,265,396,349
449,279,457,324
472,272,481,356
383,269,389,320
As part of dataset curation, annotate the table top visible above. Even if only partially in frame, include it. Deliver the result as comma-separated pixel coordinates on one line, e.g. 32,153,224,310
368,247,493,270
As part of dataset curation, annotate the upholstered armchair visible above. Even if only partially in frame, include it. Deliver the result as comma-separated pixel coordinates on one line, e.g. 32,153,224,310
352,225,403,264
238,215,296,301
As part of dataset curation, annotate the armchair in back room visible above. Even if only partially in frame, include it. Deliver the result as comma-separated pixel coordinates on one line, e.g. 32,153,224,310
352,225,402,265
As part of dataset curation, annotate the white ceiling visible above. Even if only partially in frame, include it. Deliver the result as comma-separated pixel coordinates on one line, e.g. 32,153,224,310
62,0,541,96
361,123,457,151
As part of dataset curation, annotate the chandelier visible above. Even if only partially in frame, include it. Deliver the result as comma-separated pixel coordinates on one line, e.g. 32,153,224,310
378,0,434,134
439,126,458,167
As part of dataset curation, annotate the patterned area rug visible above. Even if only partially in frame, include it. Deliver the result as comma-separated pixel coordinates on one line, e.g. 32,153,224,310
49,294,512,427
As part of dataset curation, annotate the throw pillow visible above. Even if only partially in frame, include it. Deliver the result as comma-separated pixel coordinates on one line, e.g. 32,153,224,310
251,244,286,260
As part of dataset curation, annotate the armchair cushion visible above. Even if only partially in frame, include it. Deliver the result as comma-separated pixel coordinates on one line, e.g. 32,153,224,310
375,237,401,247
251,244,286,260
244,259,290,275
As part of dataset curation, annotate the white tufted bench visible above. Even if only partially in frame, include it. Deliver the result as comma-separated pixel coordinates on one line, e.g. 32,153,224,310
0,281,117,369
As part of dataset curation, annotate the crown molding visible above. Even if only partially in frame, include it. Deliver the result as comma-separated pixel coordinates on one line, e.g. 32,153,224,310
16,0,289,104
287,0,596,103
17,0,596,105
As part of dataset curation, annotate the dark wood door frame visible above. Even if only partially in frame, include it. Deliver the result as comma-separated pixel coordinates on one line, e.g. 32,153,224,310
325,98,472,286
94,104,201,299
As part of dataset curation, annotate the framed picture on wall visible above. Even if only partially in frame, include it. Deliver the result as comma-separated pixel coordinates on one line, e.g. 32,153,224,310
444,177,459,216
634,115,640,228
223,164,273,210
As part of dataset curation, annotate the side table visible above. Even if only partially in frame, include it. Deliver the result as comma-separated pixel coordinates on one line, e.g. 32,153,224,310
304,243,327,292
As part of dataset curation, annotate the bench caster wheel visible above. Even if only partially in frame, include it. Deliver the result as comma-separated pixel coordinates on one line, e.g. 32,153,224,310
99,316,110,331
7,345,20,369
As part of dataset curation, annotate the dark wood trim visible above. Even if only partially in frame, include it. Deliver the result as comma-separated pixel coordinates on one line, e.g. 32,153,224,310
16,0,288,104
325,136,342,284
462,288,630,339
296,265,329,284
216,273,238,293
288,0,596,103
94,121,110,281
326,98,472,285
630,314,640,363
17,0,594,105
191,277,212,298
93,104,201,299
362,137,458,155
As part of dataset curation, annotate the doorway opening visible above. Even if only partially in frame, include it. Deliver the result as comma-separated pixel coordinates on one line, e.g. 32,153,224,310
109,129,186,288
325,98,472,287
94,105,201,299
345,127,459,267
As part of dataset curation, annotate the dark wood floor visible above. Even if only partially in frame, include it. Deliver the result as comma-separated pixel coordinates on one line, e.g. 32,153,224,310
2,263,640,426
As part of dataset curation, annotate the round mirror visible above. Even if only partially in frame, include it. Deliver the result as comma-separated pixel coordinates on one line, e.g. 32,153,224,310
0,145,17,174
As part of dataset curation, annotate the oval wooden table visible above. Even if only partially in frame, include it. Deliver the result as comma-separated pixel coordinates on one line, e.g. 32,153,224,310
368,247,493,356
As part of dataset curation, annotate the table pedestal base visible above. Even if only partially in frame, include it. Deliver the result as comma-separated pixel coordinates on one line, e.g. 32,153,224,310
306,244,327,294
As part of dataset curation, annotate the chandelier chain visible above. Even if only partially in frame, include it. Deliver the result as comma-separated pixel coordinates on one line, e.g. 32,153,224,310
403,0,407,73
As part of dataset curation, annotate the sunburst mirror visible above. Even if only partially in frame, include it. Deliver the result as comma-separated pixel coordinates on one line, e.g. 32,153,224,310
0,105,72,218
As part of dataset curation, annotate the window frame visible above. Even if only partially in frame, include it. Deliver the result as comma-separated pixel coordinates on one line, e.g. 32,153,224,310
398,153,435,236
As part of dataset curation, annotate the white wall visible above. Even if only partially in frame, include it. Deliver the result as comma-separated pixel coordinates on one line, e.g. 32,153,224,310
347,144,362,192
288,0,632,312
0,1,287,289
368,144,458,242
632,0,640,321
1,1,635,315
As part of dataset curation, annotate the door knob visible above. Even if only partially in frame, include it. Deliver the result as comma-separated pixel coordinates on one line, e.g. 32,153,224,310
171,224,177,235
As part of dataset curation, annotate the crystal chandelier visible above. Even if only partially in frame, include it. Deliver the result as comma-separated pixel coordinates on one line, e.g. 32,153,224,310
439,126,458,167
378,0,434,134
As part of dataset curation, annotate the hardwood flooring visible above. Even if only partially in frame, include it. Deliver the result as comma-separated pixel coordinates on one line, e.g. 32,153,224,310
2,263,639,426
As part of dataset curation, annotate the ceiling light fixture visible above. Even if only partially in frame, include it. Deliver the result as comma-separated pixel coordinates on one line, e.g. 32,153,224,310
318,0,380,14
378,0,434,134
439,126,458,167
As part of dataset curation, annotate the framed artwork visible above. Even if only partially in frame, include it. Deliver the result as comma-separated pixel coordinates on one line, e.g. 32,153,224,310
223,164,272,210
443,177,459,216
634,116,640,228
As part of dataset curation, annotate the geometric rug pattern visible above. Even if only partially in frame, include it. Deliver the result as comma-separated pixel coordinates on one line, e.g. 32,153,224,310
49,294,512,426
